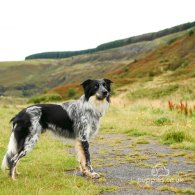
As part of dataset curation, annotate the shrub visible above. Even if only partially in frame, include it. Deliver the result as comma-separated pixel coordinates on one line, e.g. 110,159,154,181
162,130,192,144
68,88,76,97
28,93,62,104
154,117,171,126
124,67,129,72
188,30,194,36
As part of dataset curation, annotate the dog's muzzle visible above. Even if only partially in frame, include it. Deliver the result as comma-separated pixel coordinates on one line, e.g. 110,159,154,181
96,91,109,100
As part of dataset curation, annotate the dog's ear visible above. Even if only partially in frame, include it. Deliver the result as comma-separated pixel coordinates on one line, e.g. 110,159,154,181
81,79,92,89
104,79,113,86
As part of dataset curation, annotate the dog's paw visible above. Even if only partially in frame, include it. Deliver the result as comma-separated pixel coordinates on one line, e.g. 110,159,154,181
91,172,100,179
82,170,100,179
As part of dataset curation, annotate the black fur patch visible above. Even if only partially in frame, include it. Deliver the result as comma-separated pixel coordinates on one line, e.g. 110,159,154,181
39,104,75,138
11,109,31,151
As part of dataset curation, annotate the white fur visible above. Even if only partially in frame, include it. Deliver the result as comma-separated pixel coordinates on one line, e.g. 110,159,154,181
82,95,109,139
7,133,18,155
26,106,42,134
88,95,109,116
24,134,39,153
1,133,17,171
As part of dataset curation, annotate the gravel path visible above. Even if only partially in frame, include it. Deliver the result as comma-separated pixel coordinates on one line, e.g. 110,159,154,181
67,133,195,195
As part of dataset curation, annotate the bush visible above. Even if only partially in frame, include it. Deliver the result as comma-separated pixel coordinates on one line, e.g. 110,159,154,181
154,117,171,126
28,93,63,104
188,30,194,36
162,130,192,144
68,88,76,97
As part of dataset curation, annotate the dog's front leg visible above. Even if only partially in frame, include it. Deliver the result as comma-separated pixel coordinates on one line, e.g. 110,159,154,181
75,140,100,179
81,141,100,178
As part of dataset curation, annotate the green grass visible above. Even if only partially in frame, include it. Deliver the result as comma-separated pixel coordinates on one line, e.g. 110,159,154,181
28,93,63,104
154,117,171,126
127,84,179,100
135,139,149,144
0,135,101,195
101,98,195,149
158,185,195,194
125,128,147,137
162,129,193,144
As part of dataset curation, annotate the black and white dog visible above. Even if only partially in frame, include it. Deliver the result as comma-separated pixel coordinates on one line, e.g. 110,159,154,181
1,79,112,180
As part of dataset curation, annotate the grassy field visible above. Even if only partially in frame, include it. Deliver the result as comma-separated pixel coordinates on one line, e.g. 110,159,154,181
0,95,194,194
102,97,195,150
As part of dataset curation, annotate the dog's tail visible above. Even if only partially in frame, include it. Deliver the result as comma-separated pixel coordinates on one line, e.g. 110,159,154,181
1,122,18,172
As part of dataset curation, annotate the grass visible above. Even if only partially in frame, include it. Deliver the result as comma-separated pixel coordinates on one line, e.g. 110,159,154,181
101,98,195,149
154,117,171,126
157,185,195,194
0,96,195,193
162,129,193,144
125,128,148,137
28,93,63,104
135,139,149,144
127,84,179,100
0,137,103,194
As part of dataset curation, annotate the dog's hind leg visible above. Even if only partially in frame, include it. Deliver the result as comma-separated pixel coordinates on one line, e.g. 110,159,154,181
9,133,39,180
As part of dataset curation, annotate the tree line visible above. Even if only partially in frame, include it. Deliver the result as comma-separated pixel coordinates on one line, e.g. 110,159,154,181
25,21,195,60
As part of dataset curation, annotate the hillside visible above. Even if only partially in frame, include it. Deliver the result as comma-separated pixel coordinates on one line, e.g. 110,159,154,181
0,26,194,100
110,29,195,101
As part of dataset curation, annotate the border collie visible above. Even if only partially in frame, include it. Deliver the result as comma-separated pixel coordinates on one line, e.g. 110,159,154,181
1,79,112,180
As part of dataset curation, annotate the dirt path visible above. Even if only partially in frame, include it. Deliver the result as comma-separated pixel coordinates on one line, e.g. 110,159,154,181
68,133,195,195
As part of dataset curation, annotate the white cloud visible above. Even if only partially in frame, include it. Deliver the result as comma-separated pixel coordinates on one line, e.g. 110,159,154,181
0,0,194,61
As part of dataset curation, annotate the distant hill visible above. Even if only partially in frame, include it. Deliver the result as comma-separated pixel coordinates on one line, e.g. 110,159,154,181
0,22,194,100
25,21,195,60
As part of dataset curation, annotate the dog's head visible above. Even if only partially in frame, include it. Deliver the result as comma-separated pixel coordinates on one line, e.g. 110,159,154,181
81,79,113,102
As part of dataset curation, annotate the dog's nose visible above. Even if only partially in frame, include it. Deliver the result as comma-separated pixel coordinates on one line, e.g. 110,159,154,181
102,91,108,97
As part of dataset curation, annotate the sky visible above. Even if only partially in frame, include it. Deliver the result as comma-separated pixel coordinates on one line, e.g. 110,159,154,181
0,0,195,61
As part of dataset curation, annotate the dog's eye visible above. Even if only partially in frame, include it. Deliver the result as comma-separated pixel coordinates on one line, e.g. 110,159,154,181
103,83,106,87
95,84,99,89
